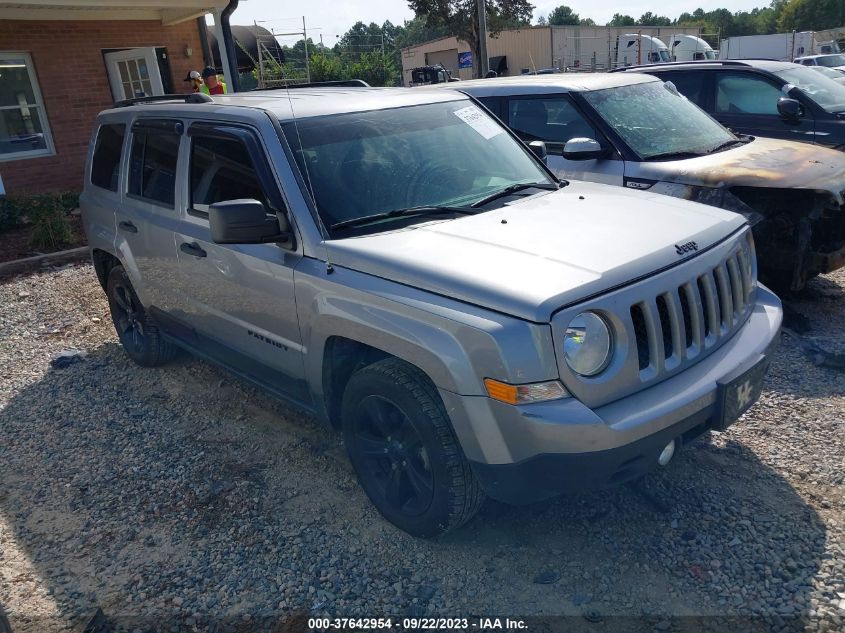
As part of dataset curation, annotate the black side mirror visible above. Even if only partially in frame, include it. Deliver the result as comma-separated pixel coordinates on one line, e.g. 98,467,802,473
528,140,548,163
562,137,605,161
777,97,803,121
208,199,289,244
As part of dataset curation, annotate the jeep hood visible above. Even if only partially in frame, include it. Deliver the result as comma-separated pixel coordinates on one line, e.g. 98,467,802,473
325,181,746,322
638,136,845,201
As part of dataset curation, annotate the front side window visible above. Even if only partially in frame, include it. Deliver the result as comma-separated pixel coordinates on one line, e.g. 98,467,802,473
128,130,179,206
90,124,125,192
583,80,736,160
282,100,553,234
714,73,782,115
773,66,845,112
190,135,269,212
507,96,598,148
0,52,53,161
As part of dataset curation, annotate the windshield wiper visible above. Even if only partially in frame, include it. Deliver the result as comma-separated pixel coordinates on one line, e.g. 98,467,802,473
708,138,749,153
471,182,560,208
645,150,708,161
330,205,477,231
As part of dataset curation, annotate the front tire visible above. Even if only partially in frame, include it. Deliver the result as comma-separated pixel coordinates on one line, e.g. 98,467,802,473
106,265,178,367
342,358,485,537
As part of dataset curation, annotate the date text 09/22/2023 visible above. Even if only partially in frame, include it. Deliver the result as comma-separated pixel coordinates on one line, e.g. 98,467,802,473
308,618,529,630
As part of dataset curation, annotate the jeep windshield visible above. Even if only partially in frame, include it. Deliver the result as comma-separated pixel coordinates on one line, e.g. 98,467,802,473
582,81,739,161
773,66,845,113
281,100,555,235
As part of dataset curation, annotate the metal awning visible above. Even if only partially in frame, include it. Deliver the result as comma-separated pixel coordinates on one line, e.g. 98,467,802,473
0,0,230,25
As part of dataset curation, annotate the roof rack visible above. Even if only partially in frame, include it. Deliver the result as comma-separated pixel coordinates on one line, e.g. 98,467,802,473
609,60,753,72
250,79,371,91
113,93,213,108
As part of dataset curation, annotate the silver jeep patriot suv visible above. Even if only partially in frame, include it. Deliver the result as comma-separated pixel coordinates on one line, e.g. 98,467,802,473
81,88,782,537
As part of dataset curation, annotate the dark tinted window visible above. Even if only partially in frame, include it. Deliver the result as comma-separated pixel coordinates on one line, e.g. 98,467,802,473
190,135,269,210
714,73,781,115
128,131,179,206
90,124,125,191
662,72,708,106
507,97,598,145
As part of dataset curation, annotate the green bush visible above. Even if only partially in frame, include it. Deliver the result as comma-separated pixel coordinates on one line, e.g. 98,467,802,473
28,194,75,251
57,191,79,213
0,191,79,246
0,196,27,232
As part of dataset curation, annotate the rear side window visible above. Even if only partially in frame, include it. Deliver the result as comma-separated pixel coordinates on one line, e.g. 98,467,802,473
715,73,782,115
190,135,269,212
90,124,125,192
662,72,708,107
128,131,179,206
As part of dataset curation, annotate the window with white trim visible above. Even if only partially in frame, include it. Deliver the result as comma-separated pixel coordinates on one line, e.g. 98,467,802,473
0,52,54,161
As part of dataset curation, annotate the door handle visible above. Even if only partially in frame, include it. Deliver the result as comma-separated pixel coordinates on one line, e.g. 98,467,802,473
118,220,138,234
180,242,207,258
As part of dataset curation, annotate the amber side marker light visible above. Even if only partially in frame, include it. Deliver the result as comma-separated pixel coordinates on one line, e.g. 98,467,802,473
483,378,569,405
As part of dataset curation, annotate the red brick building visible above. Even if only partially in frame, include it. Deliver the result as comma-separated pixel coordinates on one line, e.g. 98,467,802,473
0,0,240,195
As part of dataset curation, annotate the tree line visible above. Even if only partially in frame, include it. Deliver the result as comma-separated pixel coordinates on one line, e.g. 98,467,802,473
539,1,845,38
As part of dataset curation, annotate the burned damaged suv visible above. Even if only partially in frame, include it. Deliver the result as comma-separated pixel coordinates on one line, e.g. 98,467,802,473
452,73,845,290
82,88,781,537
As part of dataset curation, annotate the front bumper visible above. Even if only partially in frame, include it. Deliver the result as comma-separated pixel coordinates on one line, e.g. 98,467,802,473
439,285,782,504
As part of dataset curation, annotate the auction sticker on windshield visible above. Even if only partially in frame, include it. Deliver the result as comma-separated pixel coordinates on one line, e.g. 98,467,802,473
454,105,503,139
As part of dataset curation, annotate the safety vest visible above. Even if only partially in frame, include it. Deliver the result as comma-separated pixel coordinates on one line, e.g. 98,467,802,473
200,81,227,95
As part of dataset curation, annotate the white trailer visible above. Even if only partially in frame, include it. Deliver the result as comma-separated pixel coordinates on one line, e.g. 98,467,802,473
670,34,716,61
718,31,840,61
616,34,671,66
550,26,700,71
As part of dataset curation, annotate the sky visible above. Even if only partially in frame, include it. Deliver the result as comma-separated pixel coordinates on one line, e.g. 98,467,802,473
230,1,773,47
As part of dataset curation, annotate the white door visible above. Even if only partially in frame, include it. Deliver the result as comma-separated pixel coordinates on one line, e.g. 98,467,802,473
104,48,164,101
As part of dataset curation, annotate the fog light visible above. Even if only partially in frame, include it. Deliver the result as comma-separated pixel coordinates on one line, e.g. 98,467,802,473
658,439,676,466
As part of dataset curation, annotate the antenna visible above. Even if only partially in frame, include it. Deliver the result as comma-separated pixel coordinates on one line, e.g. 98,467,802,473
280,66,335,274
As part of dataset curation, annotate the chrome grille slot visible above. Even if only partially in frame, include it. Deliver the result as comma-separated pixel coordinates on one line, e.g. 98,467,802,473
736,245,754,303
678,285,693,349
655,294,674,360
727,255,745,316
697,275,717,339
630,304,650,371
714,265,733,330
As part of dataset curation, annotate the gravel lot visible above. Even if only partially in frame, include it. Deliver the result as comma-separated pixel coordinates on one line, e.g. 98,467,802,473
0,263,843,632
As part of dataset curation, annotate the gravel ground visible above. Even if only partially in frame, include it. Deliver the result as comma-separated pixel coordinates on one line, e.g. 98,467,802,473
0,264,843,632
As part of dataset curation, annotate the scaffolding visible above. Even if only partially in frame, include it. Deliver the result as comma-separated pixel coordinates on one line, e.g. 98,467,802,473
254,17,311,88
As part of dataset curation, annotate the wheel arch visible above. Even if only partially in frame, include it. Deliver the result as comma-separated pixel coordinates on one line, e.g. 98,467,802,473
92,248,122,291
320,335,451,430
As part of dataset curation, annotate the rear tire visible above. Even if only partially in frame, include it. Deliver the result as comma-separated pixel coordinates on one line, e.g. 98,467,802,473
106,265,178,367
342,358,485,537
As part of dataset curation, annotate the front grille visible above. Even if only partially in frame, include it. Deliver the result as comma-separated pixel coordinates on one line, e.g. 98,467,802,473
629,246,754,378
552,227,758,409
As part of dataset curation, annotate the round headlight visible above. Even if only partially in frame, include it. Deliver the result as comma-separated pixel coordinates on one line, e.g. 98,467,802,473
563,311,612,376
